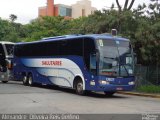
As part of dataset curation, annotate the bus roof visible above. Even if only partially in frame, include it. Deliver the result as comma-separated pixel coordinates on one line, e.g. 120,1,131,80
16,34,130,45
0,41,14,44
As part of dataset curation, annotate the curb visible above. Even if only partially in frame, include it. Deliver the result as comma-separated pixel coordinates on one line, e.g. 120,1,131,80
117,91,160,98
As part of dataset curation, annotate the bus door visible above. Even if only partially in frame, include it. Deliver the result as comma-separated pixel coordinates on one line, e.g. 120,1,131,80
0,44,6,72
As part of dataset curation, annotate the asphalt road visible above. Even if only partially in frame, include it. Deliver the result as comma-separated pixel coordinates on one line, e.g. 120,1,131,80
0,81,160,114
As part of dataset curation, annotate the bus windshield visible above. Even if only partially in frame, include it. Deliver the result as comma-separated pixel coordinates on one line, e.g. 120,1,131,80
5,44,14,56
97,39,134,77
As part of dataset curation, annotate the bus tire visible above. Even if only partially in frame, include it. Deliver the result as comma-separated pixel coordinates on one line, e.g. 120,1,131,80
2,81,8,83
75,79,85,95
28,74,34,86
22,76,28,85
104,91,115,96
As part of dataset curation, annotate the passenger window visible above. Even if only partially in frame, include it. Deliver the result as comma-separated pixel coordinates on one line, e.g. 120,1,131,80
0,44,5,57
83,37,96,73
90,53,96,74
0,44,6,67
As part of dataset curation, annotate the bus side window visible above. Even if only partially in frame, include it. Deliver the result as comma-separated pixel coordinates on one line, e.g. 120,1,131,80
5,44,14,56
0,44,5,58
67,39,83,56
83,38,96,74
0,44,5,57
0,44,6,71
90,53,96,74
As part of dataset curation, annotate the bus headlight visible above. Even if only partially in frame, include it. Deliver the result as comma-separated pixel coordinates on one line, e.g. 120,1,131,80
128,81,135,85
99,80,110,85
90,80,95,86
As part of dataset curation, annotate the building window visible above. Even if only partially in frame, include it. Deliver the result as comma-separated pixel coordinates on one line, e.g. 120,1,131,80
82,9,85,17
59,6,72,17
59,6,66,16
66,8,72,17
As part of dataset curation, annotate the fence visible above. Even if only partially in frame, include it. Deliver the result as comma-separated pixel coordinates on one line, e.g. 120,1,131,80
135,64,160,88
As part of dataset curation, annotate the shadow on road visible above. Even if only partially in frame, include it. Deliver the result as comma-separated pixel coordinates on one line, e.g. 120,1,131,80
38,85,128,99
2,81,128,99
0,81,22,85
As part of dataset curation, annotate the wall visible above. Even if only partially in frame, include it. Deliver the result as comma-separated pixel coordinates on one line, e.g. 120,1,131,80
47,0,54,16
38,0,96,18
39,7,47,17
72,0,96,19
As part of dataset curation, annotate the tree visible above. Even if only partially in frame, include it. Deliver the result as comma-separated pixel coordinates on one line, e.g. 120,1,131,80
0,18,18,42
116,0,135,11
0,0,158,65
9,14,17,22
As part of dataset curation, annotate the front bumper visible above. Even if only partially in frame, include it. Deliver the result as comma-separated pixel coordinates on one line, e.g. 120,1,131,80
0,71,11,81
87,84,135,92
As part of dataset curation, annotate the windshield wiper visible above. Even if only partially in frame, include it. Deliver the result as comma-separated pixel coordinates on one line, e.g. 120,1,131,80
114,41,129,76
120,64,129,76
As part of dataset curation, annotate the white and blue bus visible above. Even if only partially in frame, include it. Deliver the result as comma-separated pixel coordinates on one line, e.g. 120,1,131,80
0,41,14,83
13,34,135,95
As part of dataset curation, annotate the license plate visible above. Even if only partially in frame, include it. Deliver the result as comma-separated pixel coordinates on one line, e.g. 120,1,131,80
116,87,123,90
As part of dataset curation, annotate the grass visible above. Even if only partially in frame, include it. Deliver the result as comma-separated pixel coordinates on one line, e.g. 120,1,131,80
136,85,160,93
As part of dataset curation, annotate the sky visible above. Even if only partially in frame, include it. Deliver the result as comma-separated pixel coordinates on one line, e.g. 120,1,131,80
0,0,151,24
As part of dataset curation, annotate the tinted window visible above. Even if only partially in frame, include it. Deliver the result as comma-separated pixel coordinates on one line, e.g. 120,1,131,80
83,38,96,70
0,44,5,57
0,44,5,66
14,38,83,57
45,41,59,56
59,38,83,56
5,44,14,56
67,38,83,56
14,44,23,57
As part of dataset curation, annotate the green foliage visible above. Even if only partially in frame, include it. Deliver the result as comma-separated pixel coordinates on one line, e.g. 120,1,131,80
116,0,135,12
136,85,160,93
0,1,160,65
9,14,17,22
0,18,18,42
23,16,70,41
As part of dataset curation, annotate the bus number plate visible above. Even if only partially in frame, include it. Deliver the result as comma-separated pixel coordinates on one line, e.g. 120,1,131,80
116,87,123,90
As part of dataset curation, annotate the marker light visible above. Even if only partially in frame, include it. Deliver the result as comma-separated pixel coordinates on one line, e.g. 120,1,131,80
128,81,135,85
99,80,110,85
90,80,95,86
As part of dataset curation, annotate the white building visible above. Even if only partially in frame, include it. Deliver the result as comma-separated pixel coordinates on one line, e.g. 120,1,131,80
72,0,97,18
38,0,97,19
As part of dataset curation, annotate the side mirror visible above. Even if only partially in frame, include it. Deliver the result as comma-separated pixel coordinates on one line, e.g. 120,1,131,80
0,65,7,72
134,53,137,64
90,53,96,70
111,29,117,36
0,65,2,72
6,59,13,70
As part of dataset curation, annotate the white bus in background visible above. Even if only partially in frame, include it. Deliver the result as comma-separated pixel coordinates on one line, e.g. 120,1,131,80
0,41,14,83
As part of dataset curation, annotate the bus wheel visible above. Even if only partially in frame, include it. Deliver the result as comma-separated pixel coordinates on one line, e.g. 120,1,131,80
23,76,28,85
75,80,85,95
28,74,34,86
2,81,8,83
104,91,115,96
